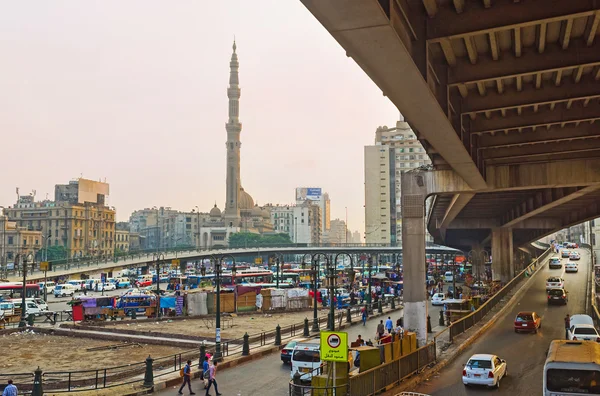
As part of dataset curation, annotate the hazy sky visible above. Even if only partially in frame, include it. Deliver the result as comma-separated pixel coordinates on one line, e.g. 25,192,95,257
0,1,398,235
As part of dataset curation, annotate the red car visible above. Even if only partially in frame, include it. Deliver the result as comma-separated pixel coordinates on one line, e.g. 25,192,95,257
514,311,542,333
136,280,152,287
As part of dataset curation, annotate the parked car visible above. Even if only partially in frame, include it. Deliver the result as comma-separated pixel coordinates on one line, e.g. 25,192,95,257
462,354,507,388
290,342,321,383
514,311,542,333
549,257,562,269
565,262,579,273
431,293,446,306
545,277,565,290
101,283,116,291
54,284,76,297
547,288,569,304
281,340,298,364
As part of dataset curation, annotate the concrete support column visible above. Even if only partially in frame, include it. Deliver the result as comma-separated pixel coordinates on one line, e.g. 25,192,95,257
401,171,428,347
491,228,514,283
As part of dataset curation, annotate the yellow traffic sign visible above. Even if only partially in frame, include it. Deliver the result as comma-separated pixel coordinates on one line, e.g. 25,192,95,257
171,259,180,269
254,257,263,265
320,331,348,362
40,261,50,271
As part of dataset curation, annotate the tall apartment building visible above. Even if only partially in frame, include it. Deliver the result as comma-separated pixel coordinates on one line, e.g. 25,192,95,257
327,219,348,244
3,178,115,259
266,201,321,244
295,188,330,234
364,120,433,244
0,218,43,267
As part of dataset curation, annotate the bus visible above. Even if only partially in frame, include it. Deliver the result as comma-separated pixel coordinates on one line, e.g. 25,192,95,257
544,340,600,395
220,270,274,287
0,282,41,300
116,293,157,315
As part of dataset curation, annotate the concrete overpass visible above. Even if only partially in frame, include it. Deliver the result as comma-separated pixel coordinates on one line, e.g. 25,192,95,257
300,0,600,345
8,243,462,283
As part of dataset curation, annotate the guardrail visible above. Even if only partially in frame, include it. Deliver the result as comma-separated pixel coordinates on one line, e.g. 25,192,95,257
448,247,551,342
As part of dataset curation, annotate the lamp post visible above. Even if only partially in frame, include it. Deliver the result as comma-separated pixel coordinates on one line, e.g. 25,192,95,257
18,252,34,328
0,206,5,279
42,235,51,302
270,253,283,289
367,254,375,314
207,253,235,362
301,253,319,332
153,252,165,318
312,253,331,330
194,206,200,249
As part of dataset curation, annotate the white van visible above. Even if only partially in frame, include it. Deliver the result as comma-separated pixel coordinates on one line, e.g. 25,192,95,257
290,342,322,383
11,299,42,316
39,281,56,294
54,284,77,297
0,301,15,317
444,271,454,282
544,340,600,395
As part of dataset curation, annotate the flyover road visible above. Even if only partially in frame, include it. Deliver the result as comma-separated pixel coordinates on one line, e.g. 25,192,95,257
412,249,590,395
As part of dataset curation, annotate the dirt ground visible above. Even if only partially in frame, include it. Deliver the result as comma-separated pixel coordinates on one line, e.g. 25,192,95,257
0,330,183,373
100,308,331,339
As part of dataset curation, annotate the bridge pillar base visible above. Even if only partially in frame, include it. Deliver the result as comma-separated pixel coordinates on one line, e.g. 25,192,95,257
492,228,514,284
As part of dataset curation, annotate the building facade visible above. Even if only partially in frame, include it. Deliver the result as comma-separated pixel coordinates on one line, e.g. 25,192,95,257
1,219,42,270
266,202,321,244
115,229,130,253
326,219,348,245
364,120,433,244
3,179,115,259
295,188,330,234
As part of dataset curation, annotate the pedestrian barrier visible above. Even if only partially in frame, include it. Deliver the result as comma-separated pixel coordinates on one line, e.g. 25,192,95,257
0,372,33,393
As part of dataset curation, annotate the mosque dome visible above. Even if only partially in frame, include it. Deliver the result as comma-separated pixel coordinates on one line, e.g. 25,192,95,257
209,204,222,217
261,208,270,219
251,205,262,217
239,187,255,210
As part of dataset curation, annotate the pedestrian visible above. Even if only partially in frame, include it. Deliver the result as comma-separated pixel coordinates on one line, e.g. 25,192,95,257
2,379,18,396
385,316,393,334
377,320,385,340
205,359,222,396
355,334,363,344
201,355,210,389
178,360,195,395
565,314,571,340
361,306,367,326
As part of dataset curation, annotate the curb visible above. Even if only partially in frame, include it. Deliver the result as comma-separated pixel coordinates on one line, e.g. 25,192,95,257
389,257,549,394
116,305,405,396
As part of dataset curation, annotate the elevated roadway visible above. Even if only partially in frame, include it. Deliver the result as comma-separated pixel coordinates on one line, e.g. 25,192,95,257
411,248,590,395
6,244,460,283
300,0,600,345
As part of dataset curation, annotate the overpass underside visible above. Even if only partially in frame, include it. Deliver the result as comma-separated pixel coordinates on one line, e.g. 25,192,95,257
301,0,600,346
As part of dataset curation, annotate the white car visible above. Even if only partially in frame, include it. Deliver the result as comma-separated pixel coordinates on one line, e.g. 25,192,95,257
565,262,578,273
568,324,600,342
462,354,507,388
431,293,445,306
569,252,581,260
472,281,488,289
546,277,565,290
101,283,116,291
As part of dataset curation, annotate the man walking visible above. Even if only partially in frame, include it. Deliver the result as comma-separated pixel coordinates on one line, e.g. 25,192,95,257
361,305,367,326
565,314,571,340
377,320,385,340
178,360,195,395
2,379,18,396
205,360,221,396
385,316,393,334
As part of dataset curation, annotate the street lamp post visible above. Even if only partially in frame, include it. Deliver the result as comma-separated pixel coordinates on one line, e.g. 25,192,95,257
312,253,331,330
208,253,235,362
194,206,200,250
301,253,319,332
42,235,51,302
153,252,165,319
18,252,34,328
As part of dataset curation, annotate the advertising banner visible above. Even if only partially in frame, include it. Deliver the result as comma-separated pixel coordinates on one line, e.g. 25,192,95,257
296,187,322,201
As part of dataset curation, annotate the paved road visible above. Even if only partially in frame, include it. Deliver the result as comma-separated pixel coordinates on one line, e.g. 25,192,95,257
412,249,590,395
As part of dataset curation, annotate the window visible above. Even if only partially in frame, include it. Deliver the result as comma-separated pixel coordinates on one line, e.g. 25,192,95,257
8,236,13,245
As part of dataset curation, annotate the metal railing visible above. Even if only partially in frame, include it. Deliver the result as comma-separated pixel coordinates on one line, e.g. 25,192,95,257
0,372,34,394
449,247,552,342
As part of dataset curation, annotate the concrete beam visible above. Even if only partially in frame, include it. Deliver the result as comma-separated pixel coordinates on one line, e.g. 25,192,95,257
478,123,600,148
462,76,600,114
300,0,488,190
501,185,600,227
449,41,600,86
491,228,514,283
448,217,561,229
437,193,475,229
469,101,600,134
481,138,600,159
486,158,600,190
426,1,599,40
486,149,600,166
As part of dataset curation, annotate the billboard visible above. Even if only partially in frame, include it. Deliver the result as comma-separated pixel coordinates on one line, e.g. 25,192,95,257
296,187,322,201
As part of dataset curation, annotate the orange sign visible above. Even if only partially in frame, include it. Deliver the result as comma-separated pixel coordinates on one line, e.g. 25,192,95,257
455,256,466,263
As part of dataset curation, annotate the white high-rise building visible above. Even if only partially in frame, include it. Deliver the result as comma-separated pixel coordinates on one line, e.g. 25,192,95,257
266,202,321,244
364,119,433,244
295,188,330,233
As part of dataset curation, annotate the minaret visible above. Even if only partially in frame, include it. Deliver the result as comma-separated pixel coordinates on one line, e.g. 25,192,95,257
223,40,242,227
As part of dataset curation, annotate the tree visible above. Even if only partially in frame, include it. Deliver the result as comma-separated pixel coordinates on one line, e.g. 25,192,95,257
44,245,68,261
228,232,292,248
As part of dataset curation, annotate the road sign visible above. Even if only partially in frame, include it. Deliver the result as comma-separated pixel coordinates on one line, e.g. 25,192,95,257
320,331,348,362
171,259,180,269
254,257,263,265
40,261,50,271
